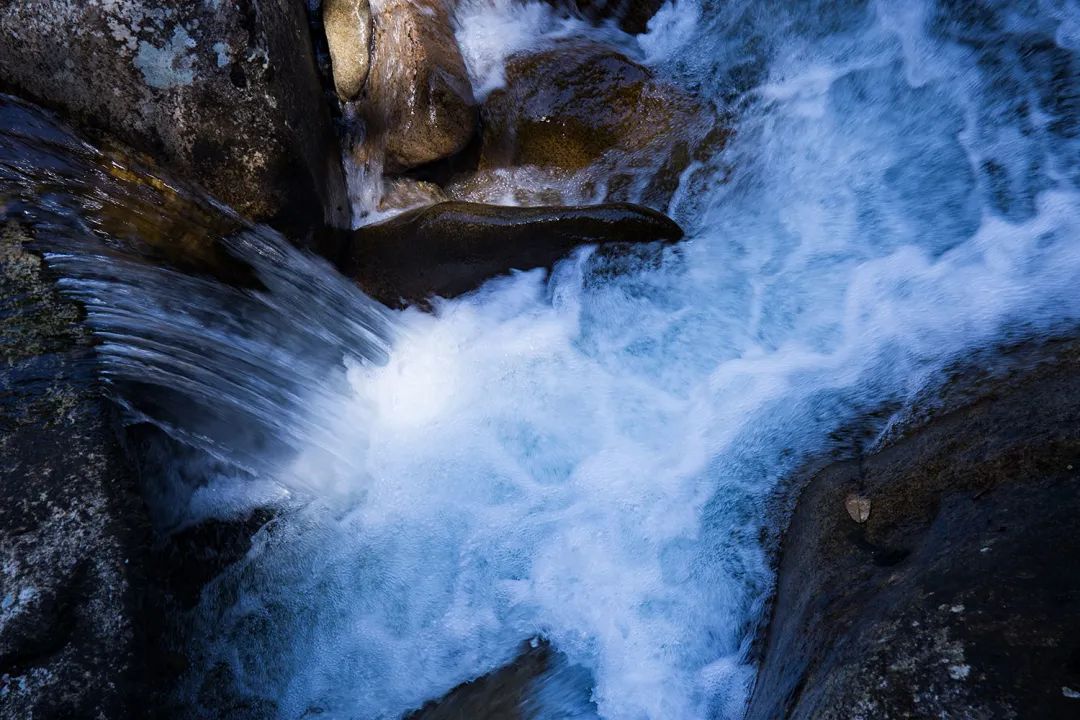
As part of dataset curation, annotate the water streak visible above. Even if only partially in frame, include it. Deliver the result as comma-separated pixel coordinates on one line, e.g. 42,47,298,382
4,0,1080,718
0,96,395,524
185,2,1080,718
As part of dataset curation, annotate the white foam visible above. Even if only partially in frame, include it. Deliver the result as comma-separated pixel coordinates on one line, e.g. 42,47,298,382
179,1,1080,718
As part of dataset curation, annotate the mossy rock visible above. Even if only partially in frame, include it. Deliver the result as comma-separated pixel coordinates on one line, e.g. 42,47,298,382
1,220,153,719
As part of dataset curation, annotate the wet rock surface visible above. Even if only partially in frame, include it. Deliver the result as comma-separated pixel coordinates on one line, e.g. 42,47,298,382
0,93,263,289
324,0,373,102
338,200,683,307
458,40,723,207
361,0,478,172
746,338,1080,719
408,641,550,720
0,0,349,234
378,177,451,214
0,221,151,718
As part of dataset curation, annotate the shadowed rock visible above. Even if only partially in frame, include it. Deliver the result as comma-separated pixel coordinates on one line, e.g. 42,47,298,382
747,337,1080,719
0,221,152,718
557,0,668,34
340,200,683,307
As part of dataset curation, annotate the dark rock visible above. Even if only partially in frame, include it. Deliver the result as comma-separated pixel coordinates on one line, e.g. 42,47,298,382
461,40,725,207
0,0,349,235
324,0,373,102
746,338,1080,719
338,200,683,307
408,641,551,720
0,220,152,718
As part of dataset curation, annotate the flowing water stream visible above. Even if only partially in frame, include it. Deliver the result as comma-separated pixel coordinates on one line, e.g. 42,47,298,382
4,0,1080,718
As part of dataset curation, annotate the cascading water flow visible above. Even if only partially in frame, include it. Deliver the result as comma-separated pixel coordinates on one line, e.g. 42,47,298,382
4,0,1080,718
0,96,396,524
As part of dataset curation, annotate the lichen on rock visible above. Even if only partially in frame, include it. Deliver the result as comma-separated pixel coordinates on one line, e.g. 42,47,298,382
1,221,151,719
0,0,349,234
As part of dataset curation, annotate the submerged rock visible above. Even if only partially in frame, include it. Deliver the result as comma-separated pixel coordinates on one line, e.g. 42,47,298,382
0,221,152,718
339,200,683,307
360,0,478,172
747,338,1080,719
0,0,349,234
378,177,451,214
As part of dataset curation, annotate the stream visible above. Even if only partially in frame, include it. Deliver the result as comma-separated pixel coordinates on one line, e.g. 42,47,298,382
4,0,1080,718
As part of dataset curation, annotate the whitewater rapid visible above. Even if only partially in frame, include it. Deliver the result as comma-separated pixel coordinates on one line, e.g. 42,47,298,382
10,0,1080,718
169,2,1080,718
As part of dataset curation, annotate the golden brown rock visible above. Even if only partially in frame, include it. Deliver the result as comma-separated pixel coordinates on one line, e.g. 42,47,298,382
324,0,373,102
362,0,478,171
377,177,449,214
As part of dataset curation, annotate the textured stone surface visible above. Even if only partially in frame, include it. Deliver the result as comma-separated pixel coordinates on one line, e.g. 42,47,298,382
471,40,724,207
378,177,450,214
408,641,551,720
361,0,478,171
746,338,1080,719
0,0,349,234
324,0,372,102
0,221,150,718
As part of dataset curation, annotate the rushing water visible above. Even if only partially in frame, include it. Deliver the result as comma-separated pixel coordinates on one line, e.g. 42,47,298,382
4,0,1080,718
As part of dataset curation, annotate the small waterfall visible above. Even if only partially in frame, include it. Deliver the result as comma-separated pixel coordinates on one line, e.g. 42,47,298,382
4,0,1080,718
185,2,1080,718
0,95,396,515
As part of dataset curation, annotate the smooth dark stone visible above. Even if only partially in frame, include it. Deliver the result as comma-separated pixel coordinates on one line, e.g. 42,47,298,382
746,337,1080,719
339,201,684,308
407,641,551,720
